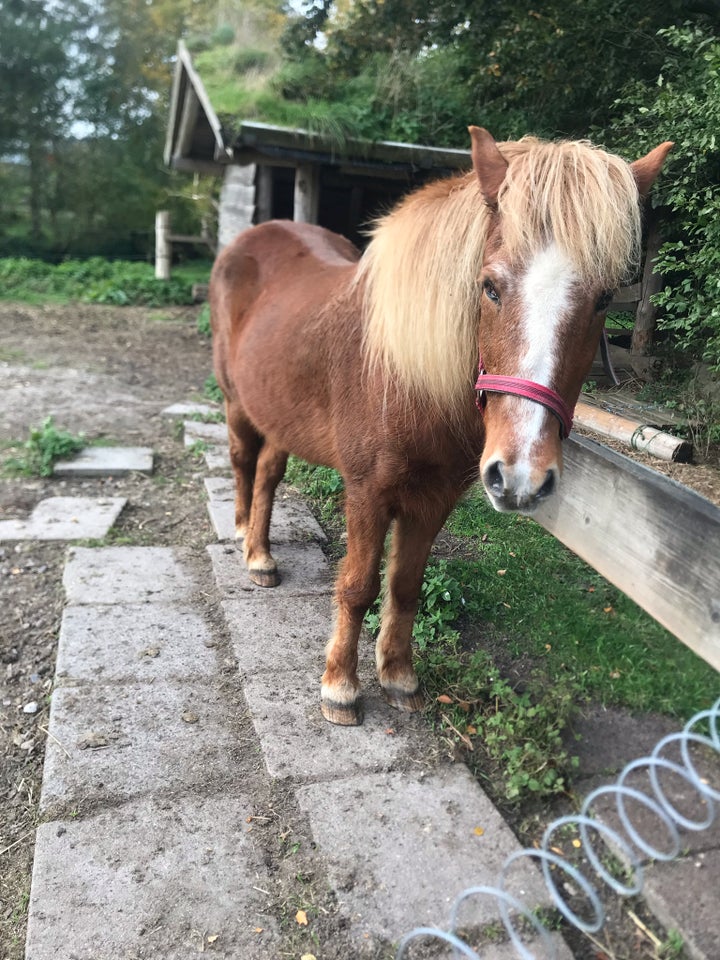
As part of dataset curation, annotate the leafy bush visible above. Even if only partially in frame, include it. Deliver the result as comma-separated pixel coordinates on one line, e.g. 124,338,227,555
600,24,720,371
211,24,235,46
0,257,195,306
234,47,272,73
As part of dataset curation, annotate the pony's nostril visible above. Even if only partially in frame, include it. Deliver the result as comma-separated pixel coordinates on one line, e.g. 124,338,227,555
537,469,556,501
484,460,505,497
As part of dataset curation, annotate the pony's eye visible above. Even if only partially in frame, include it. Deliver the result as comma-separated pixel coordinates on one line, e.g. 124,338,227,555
595,290,614,313
483,279,500,304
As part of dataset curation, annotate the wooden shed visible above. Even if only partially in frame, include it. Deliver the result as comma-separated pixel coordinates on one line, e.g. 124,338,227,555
164,41,472,250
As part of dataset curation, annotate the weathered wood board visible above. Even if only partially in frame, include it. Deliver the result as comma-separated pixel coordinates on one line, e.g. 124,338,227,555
534,435,720,672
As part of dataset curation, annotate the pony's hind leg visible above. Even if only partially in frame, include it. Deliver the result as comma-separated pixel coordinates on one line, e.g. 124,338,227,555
226,400,262,539
376,506,450,712
243,442,288,587
322,495,390,726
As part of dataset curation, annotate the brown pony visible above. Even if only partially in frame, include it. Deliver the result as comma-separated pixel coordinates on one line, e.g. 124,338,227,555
210,127,672,725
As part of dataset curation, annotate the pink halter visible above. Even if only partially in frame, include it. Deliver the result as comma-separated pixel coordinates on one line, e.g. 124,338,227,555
475,360,574,439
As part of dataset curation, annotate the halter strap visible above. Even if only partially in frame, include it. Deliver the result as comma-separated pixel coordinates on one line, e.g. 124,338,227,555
475,361,574,439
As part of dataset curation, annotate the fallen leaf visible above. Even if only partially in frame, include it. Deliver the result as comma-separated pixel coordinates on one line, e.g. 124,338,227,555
295,909,308,926
181,711,199,724
253,927,263,934
497,569,507,576
609,670,621,679
473,826,485,836
550,845,564,856
436,694,453,704
466,725,477,735
301,955,317,960
457,700,470,713
604,606,613,613
207,934,219,943
385,728,395,735
545,643,552,651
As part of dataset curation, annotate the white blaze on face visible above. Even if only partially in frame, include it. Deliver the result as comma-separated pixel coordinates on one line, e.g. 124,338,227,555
511,242,578,450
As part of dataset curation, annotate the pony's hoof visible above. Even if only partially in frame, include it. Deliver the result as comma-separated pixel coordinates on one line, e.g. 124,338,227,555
321,698,363,726
249,568,281,588
382,686,425,713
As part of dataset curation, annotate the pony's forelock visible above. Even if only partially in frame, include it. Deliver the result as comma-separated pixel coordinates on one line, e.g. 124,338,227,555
358,136,642,415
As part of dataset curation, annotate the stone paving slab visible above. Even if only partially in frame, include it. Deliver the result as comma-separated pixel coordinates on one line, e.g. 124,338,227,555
207,542,333,597
204,445,230,470
296,766,555,943
53,445,154,477
40,679,235,811
56,603,217,684
183,419,227,446
63,545,195,605
222,594,332,675
642,851,720,960
242,667,419,780
0,496,126,541
205,477,327,542
162,401,219,418
26,794,278,960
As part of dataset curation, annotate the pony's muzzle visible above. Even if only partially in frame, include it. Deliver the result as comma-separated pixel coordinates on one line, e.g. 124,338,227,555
482,458,559,513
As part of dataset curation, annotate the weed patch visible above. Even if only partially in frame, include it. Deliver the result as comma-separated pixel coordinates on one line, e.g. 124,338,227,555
4,417,85,477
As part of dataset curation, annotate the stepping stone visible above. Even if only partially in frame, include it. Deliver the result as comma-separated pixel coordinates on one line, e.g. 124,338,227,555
183,420,226,446
0,496,126,541
53,446,154,477
203,446,230,471
162,401,219,418
63,546,194,605
207,542,332,597
27,794,278,960
204,478,326,542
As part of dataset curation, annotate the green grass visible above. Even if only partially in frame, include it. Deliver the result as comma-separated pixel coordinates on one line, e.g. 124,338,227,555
0,257,211,307
445,488,718,718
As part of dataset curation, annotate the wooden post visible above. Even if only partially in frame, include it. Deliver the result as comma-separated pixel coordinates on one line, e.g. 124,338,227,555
631,212,663,359
155,210,171,280
293,163,320,223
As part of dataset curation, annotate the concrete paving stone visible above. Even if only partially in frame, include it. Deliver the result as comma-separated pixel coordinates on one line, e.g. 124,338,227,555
205,477,326,542
222,594,332,675
63,546,195,605
26,793,277,960
40,680,235,811
53,445,154,477
162,401,219,418
295,765,554,944
183,419,227,446
642,849,720,960
204,445,231,470
0,496,126,541
242,667,420,780
207,542,333,597
56,603,218,684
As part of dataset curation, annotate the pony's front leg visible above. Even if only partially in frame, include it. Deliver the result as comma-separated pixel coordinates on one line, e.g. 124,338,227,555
376,507,450,712
321,498,390,726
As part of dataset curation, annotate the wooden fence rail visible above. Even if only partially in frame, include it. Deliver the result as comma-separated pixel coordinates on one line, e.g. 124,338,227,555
535,435,720,673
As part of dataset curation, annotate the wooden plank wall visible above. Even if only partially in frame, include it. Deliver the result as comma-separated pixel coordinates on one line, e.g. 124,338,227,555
534,435,720,672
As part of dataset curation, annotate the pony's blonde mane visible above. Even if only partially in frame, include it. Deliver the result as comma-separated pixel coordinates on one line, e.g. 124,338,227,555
358,136,642,414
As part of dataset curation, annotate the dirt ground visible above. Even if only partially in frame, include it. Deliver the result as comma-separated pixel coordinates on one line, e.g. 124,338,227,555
0,302,217,958
1,301,718,960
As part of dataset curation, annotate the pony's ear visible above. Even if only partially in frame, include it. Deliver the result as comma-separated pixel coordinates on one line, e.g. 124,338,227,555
469,126,508,208
631,141,674,197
